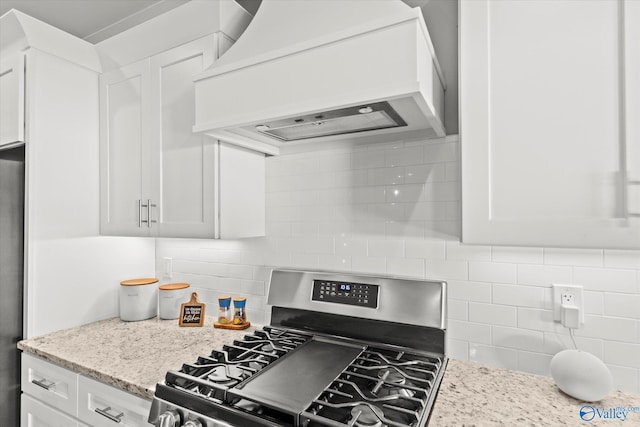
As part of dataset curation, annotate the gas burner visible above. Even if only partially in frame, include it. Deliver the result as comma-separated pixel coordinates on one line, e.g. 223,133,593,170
371,368,414,399
350,404,385,427
261,343,275,353
207,365,245,385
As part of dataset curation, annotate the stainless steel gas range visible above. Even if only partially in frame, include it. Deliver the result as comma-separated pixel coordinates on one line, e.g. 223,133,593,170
149,269,447,427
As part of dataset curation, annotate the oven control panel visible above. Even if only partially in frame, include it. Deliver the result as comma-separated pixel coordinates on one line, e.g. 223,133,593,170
312,280,379,308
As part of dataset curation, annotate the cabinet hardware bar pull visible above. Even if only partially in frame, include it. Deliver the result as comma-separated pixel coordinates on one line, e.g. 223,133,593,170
31,378,54,390
95,406,124,423
147,199,157,226
140,200,149,227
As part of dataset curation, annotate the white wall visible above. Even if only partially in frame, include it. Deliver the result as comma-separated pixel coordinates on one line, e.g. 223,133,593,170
155,135,640,393
25,49,156,337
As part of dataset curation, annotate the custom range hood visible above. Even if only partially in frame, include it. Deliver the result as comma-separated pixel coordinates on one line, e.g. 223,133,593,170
193,0,446,155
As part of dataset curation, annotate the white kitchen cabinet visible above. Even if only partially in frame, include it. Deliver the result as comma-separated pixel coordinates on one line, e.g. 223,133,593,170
460,0,640,249
21,353,151,427
21,394,80,427
0,54,25,147
21,353,78,417
78,375,151,427
100,33,265,238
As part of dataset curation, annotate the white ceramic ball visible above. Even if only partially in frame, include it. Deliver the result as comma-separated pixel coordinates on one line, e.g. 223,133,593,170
550,349,613,402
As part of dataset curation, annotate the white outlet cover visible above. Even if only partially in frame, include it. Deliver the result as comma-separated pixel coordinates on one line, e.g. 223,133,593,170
552,283,584,325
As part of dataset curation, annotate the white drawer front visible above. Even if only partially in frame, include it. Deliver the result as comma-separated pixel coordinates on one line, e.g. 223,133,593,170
78,375,152,427
21,394,79,427
21,353,78,416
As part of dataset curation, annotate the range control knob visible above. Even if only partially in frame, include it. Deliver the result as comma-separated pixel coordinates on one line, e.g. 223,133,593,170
157,410,180,427
183,420,203,427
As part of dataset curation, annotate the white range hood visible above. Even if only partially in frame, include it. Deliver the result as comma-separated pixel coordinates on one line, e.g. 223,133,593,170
193,0,446,155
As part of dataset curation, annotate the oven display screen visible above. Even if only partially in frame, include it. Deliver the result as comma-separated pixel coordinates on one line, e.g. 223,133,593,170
312,280,378,308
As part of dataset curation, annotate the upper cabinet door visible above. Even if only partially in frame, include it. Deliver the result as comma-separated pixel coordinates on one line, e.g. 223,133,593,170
149,35,217,238
0,54,25,147
99,59,152,236
460,0,640,249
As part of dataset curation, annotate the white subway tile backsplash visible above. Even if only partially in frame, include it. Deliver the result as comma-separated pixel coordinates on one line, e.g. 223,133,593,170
448,299,469,321
385,145,424,167
492,246,544,265
543,332,604,359
157,135,640,394
517,351,552,376
425,259,468,280
469,344,518,370
584,291,604,315
448,320,491,344
447,280,491,302
424,142,458,164
608,365,639,393
368,167,405,185
446,241,491,262
334,237,367,256
405,164,446,184
386,221,426,239
469,302,517,327
604,342,640,368
517,308,560,333
405,239,446,259
492,283,546,308
604,250,640,269
576,315,637,342
573,267,637,293
387,257,424,278
491,326,544,352
351,149,385,169
385,184,424,203
604,293,640,319
446,339,469,360
352,256,386,274
543,248,603,267
318,255,351,272
469,261,516,284
368,239,404,257
517,264,572,287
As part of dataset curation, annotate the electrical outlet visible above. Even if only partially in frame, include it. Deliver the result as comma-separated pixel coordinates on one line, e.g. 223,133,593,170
552,284,584,326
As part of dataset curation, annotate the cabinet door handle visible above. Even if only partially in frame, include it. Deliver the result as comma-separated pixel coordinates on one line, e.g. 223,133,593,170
95,406,124,423
147,199,157,227
139,199,149,227
31,378,55,390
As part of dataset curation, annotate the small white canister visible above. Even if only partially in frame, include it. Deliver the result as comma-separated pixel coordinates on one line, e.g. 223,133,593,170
119,278,159,321
158,282,191,320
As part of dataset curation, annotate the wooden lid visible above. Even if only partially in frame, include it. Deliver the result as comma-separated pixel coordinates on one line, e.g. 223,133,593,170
120,277,159,286
159,282,190,291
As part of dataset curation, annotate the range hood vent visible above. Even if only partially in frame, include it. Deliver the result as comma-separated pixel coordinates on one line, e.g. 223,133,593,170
193,0,446,155
253,102,406,142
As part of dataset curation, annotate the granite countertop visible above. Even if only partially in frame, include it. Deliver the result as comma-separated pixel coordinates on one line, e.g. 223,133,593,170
19,317,640,426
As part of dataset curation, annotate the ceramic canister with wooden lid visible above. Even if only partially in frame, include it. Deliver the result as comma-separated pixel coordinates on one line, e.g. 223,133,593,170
158,283,190,320
119,278,159,321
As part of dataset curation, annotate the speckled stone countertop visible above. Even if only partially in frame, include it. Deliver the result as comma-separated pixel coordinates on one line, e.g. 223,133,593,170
19,317,640,425
18,316,258,400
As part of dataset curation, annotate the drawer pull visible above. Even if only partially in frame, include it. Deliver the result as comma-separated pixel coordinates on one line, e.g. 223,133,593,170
95,406,124,423
31,378,55,390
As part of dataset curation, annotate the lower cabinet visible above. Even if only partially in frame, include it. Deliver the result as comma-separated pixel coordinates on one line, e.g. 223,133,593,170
21,394,84,427
21,353,152,427
78,375,151,427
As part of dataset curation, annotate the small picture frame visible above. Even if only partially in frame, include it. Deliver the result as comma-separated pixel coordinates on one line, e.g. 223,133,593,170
179,292,205,327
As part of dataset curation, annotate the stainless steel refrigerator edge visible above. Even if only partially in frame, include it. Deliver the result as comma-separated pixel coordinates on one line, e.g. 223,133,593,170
0,145,25,426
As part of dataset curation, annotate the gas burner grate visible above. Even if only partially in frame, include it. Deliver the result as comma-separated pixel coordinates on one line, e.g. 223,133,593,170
163,327,311,403
301,347,442,427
